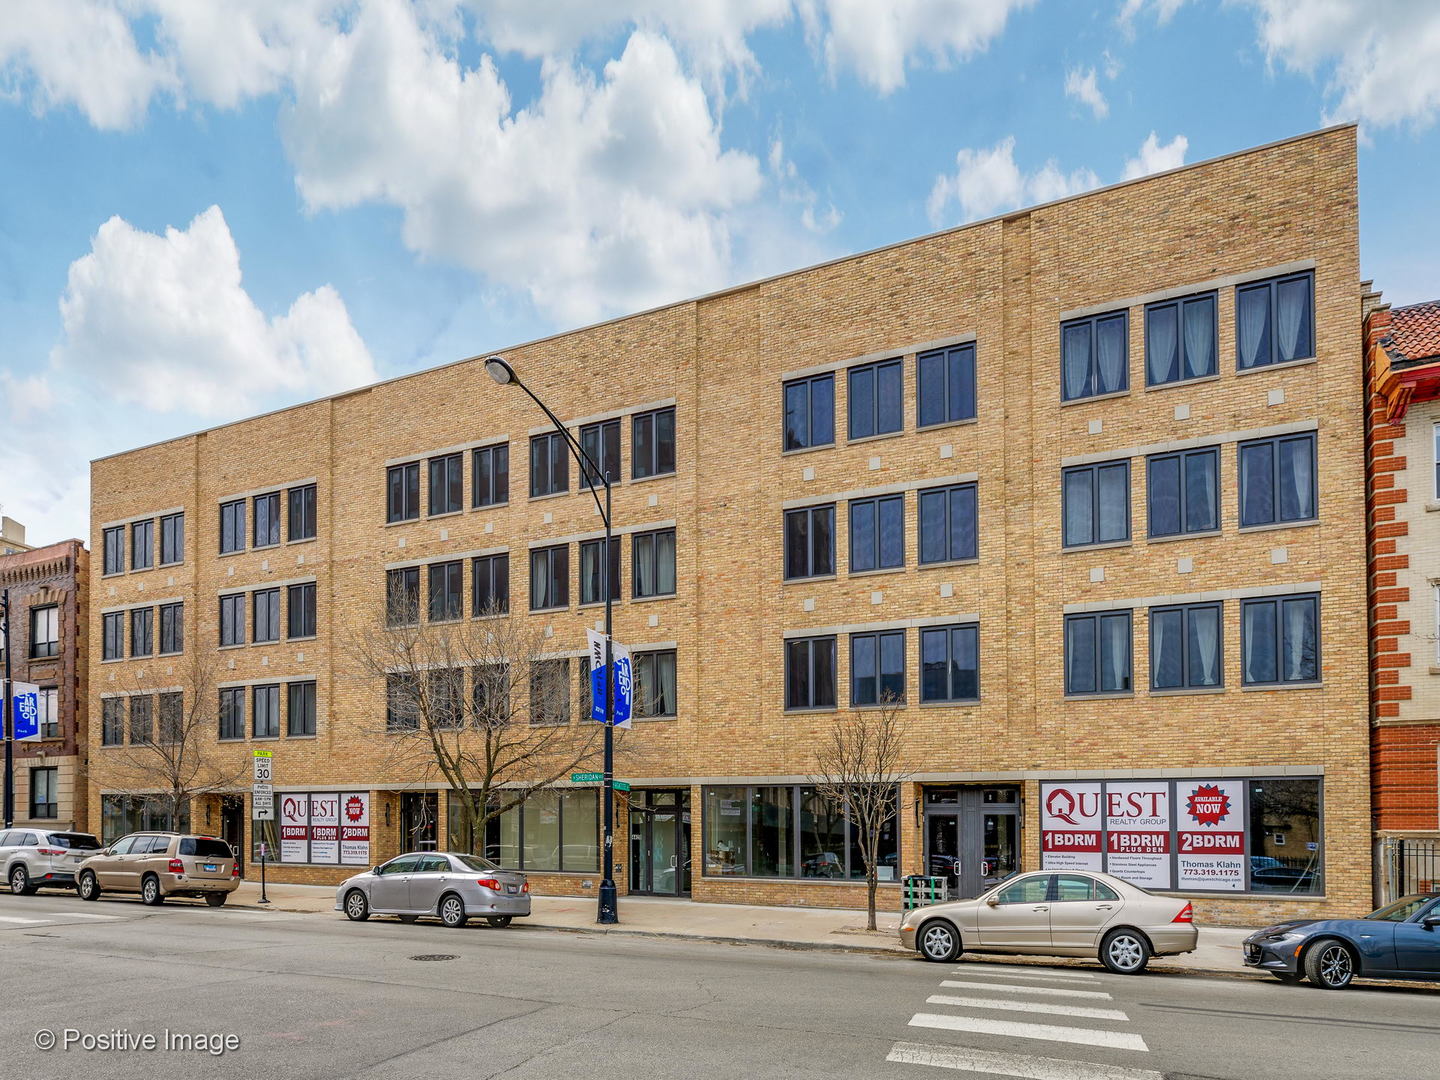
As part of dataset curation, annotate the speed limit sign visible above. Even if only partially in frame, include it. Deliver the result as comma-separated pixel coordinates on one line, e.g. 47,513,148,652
253,749,273,783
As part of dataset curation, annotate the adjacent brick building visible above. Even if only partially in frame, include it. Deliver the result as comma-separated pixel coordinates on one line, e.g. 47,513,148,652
88,125,1368,923
2,539,89,831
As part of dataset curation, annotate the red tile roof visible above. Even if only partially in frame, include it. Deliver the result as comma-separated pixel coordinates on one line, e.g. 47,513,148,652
1390,299,1440,363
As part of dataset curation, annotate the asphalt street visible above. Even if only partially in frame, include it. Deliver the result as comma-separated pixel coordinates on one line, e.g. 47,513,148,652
0,891,1436,1080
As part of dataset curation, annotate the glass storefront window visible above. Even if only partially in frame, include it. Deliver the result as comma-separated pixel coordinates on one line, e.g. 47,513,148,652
704,786,749,875
101,795,189,843
845,788,900,881
251,817,278,862
800,787,847,879
560,789,599,873
702,784,898,880
522,791,561,871
1249,778,1322,895
476,788,598,872
751,787,794,877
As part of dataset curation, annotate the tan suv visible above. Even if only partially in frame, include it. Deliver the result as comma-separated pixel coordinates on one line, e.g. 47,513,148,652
75,833,240,907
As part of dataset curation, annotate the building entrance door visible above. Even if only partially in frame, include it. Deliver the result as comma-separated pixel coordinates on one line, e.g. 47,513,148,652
400,792,438,852
629,790,691,896
220,796,245,875
924,786,1021,898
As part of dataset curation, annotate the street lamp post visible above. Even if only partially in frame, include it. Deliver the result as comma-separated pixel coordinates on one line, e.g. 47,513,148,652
2,588,14,828
484,355,619,925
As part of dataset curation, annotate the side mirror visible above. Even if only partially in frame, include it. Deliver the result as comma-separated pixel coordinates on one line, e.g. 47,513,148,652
372,866,382,876
1423,914,1440,929
985,896,1000,907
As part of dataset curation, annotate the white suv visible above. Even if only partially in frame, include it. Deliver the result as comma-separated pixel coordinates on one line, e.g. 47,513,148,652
0,828,103,895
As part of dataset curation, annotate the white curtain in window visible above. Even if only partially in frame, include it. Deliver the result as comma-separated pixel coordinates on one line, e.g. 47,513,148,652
1148,306,1178,384
1191,454,1217,531
1104,616,1128,690
1183,297,1214,378
1283,600,1314,681
1151,612,1168,686
1238,287,1268,367
1097,318,1125,393
1192,608,1219,685
1063,324,1090,399
656,533,676,594
1286,440,1314,520
657,655,677,715
1276,278,1307,360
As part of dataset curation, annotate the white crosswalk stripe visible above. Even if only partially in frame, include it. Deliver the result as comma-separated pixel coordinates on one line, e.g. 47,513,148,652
939,979,1113,1000
956,965,1097,980
925,994,1129,1021
887,1040,1164,1080
953,969,1099,983
39,912,124,920
908,1012,1149,1052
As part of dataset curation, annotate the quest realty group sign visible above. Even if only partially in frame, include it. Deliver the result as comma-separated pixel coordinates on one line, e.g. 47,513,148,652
277,792,371,866
1041,779,1250,892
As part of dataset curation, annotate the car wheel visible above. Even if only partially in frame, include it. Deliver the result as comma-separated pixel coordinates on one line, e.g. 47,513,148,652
140,875,165,906
343,889,370,922
918,919,961,963
486,915,513,928
1304,939,1355,990
9,865,33,896
205,893,227,908
1100,929,1151,975
77,871,101,901
439,893,468,929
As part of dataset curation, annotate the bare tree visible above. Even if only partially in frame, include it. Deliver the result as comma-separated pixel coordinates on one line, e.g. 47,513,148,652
807,697,911,930
347,593,612,858
93,650,247,832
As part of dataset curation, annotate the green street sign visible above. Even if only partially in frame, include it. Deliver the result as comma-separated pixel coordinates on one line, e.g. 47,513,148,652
571,772,603,783
613,781,631,793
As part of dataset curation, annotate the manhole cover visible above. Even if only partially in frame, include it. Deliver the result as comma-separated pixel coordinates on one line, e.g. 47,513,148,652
410,954,459,962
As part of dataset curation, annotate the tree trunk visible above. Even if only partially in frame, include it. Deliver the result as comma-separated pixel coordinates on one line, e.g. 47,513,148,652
866,867,878,931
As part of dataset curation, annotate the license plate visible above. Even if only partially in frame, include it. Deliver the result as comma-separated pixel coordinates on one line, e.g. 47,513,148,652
505,884,518,895
203,864,218,872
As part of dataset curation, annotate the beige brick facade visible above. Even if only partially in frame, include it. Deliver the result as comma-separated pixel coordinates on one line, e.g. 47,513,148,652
87,126,1368,925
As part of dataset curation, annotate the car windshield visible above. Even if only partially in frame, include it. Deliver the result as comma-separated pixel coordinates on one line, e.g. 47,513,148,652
1365,896,1437,922
46,833,101,850
453,854,502,873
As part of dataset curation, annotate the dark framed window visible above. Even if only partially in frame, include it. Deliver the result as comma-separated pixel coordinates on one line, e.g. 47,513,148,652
1248,778,1322,894
579,419,621,486
428,454,463,516
1062,461,1130,547
579,538,621,605
387,462,421,523
252,589,280,643
1147,447,1219,538
219,499,246,554
921,623,980,703
1150,602,1222,690
386,674,419,731
386,567,420,626
848,358,903,440
1061,310,1128,401
288,484,316,542
130,519,153,570
288,681,317,737
429,669,465,728
159,512,184,564
472,553,509,615
288,582,317,639
530,432,569,497
785,635,837,710
529,659,571,725
159,602,184,654
129,695,153,744
29,606,58,659
219,594,245,646
783,373,835,451
1064,610,1132,695
253,684,280,739
784,504,835,579
635,650,678,718
917,342,977,427
253,492,281,547
102,612,124,660
103,526,125,575
29,767,57,819
1241,594,1319,686
472,443,509,508
129,607,153,657
472,664,511,723
851,629,905,706
849,494,904,573
37,687,59,738
632,407,676,479
1146,292,1217,386
102,699,124,745
633,529,676,598
918,483,978,564
530,545,569,611
1238,433,1316,528
1237,271,1314,370
157,692,182,743
428,561,463,622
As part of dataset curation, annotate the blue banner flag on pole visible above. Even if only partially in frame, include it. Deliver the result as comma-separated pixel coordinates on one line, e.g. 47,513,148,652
586,629,633,728
12,682,41,742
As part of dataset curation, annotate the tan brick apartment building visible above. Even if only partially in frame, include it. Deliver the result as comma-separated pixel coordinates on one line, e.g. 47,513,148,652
2,539,89,832
88,125,1366,923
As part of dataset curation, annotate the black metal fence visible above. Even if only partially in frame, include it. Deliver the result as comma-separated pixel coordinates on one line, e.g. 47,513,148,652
1379,837,1440,902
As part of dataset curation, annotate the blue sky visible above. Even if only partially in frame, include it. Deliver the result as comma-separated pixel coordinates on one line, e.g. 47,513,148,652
3,0,1439,544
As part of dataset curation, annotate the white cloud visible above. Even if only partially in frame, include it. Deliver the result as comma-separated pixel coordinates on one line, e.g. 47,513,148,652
1065,66,1109,119
51,206,376,415
927,136,1100,225
1122,131,1188,179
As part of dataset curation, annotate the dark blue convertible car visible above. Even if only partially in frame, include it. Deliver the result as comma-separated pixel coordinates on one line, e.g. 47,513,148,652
1244,893,1440,989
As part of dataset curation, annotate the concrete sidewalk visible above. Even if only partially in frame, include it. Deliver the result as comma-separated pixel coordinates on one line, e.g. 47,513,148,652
225,880,1255,973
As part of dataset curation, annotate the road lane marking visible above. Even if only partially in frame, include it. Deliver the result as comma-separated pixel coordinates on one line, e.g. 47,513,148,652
926,994,1129,1021
887,1040,1164,1080
940,980,1113,1000
0,916,46,924
957,965,1097,980
38,913,124,920
908,1013,1149,1052
955,969,1099,983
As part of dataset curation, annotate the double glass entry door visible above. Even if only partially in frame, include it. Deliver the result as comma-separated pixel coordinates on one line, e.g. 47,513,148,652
924,786,1020,899
629,790,691,896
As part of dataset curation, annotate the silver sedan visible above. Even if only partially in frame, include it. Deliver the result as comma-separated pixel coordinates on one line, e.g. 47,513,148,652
335,851,531,928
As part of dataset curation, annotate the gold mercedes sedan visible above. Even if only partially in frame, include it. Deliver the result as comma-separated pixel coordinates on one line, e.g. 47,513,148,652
899,870,1198,974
